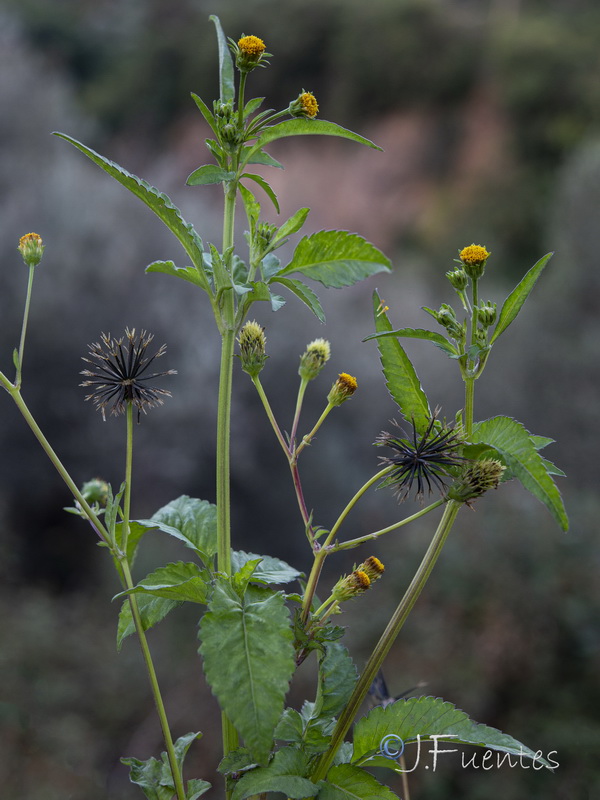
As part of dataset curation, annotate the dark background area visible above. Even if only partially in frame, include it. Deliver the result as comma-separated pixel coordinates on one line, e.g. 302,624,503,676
0,1,599,798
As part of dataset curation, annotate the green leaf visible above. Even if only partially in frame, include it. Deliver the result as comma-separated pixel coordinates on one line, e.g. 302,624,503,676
209,15,234,103
137,496,218,563
117,594,181,650
12,348,19,371
218,747,256,775
270,277,326,322
198,580,295,764
114,520,153,565
244,96,265,117
114,562,209,604
245,119,382,165
231,550,302,585
186,779,212,800
270,292,286,311
278,230,391,288
530,435,554,450
230,747,317,800
187,165,235,185
471,416,568,531
365,327,458,358
241,146,283,169
352,696,553,771
318,764,399,800
53,133,211,294
371,291,431,432
190,93,219,139
145,260,210,289
241,173,280,213
315,643,358,720
490,253,553,344
273,207,310,245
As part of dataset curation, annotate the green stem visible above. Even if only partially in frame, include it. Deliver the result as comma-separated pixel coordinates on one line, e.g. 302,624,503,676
464,378,475,438
290,377,308,447
120,560,187,800
295,402,335,458
252,376,290,456
310,501,462,782
1,379,109,543
16,264,36,387
122,403,134,553
329,499,445,553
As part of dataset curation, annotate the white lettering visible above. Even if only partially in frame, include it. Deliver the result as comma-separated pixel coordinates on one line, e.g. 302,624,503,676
428,736,457,771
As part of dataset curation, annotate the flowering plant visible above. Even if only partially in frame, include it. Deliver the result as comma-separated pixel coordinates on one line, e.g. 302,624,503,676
1,17,567,800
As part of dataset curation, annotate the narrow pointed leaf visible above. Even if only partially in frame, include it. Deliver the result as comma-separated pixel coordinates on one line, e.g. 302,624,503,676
241,146,284,169
270,277,325,322
209,15,234,103
117,594,181,650
365,327,458,357
241,173,280,213
318,764,399,800
490,253,553,344
371,291,431,432
190,93,219,138
53,133,211,293
352,696,553,769
187,165,235,185
279,230,391,288
245,119,382,164
145,260,211,290
243,96,265,117
273,207,310,244
471,416,568,531
198,581,295,764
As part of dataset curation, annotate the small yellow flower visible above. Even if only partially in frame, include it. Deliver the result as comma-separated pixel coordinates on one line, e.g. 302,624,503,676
359,556,385,583
288,90,319,119
327,373,358,406
332,569,371,602
18,232,45,267
238,35,266,58
458,244,491,279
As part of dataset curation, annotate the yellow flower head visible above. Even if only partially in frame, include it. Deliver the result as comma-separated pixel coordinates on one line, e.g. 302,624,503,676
18,232,45,267
458,244,491,279
332,569,371,603
288,90,319,119
359,556,385,583
327,373,358,406
238,35,266,58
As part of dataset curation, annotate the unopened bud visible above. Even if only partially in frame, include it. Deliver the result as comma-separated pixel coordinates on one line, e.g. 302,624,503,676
18,232,44,267
299,339,330,381
477,300,497,328
332,569,371,603
446,459,506,502
446,268,469,292
238,320,267,377
81,478,110,507
327,373,358,406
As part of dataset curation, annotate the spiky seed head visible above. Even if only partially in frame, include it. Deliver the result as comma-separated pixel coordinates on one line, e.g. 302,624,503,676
238,320,268,377
446,459,506,503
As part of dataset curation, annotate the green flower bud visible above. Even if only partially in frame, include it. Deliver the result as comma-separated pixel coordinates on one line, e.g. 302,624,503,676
298,339,330,381
477,300,497,328
18,232,45,267
432,304,464,341
331,569,371,603
446,459,506,503
238,320,268,377
327,373,358,406
446,268,469,291
256,222,278,251
80,478,110,507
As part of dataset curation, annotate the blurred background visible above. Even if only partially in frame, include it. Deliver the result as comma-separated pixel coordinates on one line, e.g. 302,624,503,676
0,0,598,798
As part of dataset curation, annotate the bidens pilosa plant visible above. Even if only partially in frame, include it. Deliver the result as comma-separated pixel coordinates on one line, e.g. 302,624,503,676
1,17,567,800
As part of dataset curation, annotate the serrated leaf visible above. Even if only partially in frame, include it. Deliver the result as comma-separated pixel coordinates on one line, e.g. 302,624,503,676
270,277,325,322
244,119,382,165
471,416,568,531
260,253,281,279
198,581,295,764
243,96,265,117
365,327,458,357
122,732,208,800
530,435,555,450
190,93,219,139
145,260,210,289
318,764,399,800
490,253,553,344
278,230,391,288
231,747,317,800
137,496,218,563
117,594,181,650
315,643,358,720
241,173,280,213
114,562,209,604
371,291,431,432
53,133,211,294
231,551,302,584
270,293,286,311
209,15,234,103
218,747,257,775
273,207,310,245
352,696,553,770
186,165,235,185
186,778,212,800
